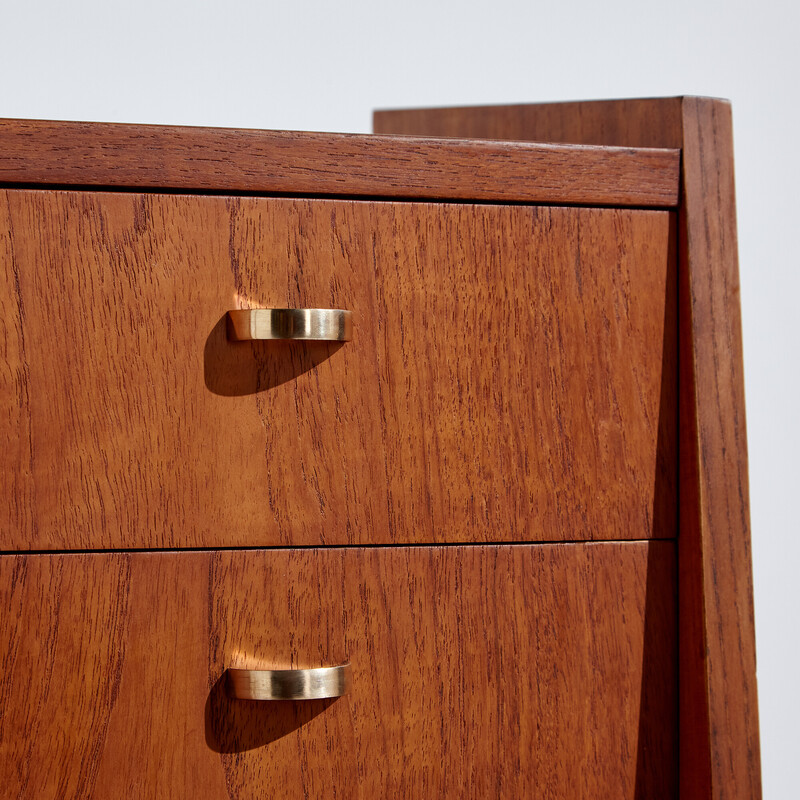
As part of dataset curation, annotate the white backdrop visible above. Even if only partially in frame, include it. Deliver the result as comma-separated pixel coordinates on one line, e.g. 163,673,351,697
2,0,797,794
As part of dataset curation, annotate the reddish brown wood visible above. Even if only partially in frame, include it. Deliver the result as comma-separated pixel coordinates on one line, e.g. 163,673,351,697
0,543,677,798
677,98,759,800
0,191,676,550
374,97,685,148
0,118,680,207
377,96,761,799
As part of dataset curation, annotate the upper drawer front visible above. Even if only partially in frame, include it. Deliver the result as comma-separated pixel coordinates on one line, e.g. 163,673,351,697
0,542,677,798
0,191,676,550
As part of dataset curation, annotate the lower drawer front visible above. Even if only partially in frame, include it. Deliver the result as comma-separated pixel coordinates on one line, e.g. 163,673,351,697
0,543,676,798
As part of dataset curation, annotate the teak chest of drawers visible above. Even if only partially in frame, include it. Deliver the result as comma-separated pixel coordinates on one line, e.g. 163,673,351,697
0,97,760,798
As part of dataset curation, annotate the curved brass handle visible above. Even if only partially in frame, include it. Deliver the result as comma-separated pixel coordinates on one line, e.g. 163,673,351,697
226,663,352,700
227,309,352,341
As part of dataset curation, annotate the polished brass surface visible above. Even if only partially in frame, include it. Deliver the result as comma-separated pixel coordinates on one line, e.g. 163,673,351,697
227,663,352,700
227,308,352,341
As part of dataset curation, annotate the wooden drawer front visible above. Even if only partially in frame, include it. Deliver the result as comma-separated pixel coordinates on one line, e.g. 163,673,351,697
0,543,676,798
1,191,676,550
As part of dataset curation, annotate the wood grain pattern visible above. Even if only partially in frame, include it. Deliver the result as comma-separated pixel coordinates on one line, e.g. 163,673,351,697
381,96,761,799
677,98,760,800
0,554,131,798
0,543,677,798
374,97,685,148
0,118,680,208
374,203,677,547
0,191,676,549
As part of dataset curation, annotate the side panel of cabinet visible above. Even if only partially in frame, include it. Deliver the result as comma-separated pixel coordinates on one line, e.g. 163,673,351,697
0,543,677,798
1,192,675,549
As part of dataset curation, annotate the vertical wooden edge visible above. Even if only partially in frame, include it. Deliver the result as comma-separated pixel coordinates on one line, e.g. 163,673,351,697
678,96,761,800
678,173,714,797
373,96,762,797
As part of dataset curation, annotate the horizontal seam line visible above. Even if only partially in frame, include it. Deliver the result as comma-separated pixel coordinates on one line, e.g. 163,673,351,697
0,182,679,210
0,537,677,556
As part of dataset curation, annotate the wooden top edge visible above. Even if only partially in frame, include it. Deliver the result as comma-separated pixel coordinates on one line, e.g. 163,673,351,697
373,96,728,117
372,97,731,151
0,117,679,207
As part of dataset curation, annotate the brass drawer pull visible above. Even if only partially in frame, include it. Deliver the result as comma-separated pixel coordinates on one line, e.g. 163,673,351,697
226,663,352,700
227,308,352,341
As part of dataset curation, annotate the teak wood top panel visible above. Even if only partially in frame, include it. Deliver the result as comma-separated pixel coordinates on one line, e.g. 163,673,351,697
0,118,680,207
0,191,676,550
374,97,686,149
0,542,677,799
